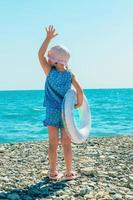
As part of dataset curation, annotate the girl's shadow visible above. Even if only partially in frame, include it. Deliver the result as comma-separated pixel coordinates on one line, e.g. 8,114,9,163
0,176,68,199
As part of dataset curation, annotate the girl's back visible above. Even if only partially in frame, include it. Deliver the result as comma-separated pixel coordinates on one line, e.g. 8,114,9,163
43,66,73,110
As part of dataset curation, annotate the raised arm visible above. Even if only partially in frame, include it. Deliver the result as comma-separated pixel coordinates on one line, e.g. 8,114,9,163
72,74,84,108
38,25,58,76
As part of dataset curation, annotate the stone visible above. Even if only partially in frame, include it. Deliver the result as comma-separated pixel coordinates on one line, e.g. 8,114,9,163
0,177,9,182
7,193,21,200
128,176,133,182
103,192,113,200
56,190,67,196
113,193,123,200
100,155,106,159
0,137,133,199
59,195,71,200
78,187,91,197
41,170,48,175
0,199,8,200
108,171,117,178
128,183,133,189
53,184,64,189
42,189,51,197
0,192,7,198
21,195,33,200
125,195,133,200
127,191,133,196
28,188,41,197
95,191,105,198
67,180,76,185
81,167,97,176
84,192,95,199
118,190,126,195
109,191,116,195
0,147,5,153
91,176,98,182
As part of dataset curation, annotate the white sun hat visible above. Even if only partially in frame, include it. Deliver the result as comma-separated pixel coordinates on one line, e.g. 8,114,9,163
47,45,70,66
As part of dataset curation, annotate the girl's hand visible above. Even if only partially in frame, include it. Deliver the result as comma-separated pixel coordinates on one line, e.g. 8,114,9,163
45,25,58,40
74,103,82,109
74,94,83,109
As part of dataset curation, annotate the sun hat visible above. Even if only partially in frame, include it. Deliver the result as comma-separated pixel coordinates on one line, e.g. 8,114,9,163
47,45,70,66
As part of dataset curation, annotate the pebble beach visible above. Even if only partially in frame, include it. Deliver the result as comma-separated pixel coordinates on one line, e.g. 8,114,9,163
0,136,133,200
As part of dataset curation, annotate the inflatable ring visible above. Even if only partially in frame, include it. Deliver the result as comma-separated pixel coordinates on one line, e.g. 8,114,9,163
61,89,91,144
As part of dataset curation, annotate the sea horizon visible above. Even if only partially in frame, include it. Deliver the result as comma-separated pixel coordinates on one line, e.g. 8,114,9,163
0,87,133,92
0,88,133,144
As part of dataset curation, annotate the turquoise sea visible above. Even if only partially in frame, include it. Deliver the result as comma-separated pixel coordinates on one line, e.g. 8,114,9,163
0,89,133,144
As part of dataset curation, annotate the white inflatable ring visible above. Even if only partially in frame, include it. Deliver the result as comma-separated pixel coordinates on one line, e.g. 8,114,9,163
61,89,91,144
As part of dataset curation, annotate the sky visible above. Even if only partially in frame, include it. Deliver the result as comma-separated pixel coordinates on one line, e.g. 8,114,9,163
0,0,133,90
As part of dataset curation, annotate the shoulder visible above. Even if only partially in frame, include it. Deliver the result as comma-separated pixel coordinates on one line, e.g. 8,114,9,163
47,66,56,75
67,68,76,78
68,69,78,83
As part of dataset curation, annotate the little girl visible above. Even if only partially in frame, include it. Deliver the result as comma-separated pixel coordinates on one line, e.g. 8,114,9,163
38,25,83,180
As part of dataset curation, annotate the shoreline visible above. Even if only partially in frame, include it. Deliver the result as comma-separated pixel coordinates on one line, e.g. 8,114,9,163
1,134,133,145
0,136,133,200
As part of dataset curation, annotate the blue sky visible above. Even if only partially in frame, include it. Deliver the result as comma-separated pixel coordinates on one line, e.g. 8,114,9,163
0,0,133,90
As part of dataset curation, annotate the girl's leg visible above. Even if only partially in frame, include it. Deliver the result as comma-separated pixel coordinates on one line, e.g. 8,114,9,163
48,126,59,175
61,128,72,175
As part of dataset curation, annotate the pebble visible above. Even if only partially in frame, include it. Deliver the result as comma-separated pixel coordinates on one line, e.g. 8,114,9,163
78,186,91,196
108,171,117,178
0,192,7,198
21,195,33,200
0,136,132,200
0,147,5,153
84,192,95,199
0,177,9,182
59,194,71,200
113,193,123,200
81,167,97,176
7,193,21,200
125,195,133,200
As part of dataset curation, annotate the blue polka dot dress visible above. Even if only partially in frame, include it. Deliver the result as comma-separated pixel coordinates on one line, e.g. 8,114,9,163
43,66,73,128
